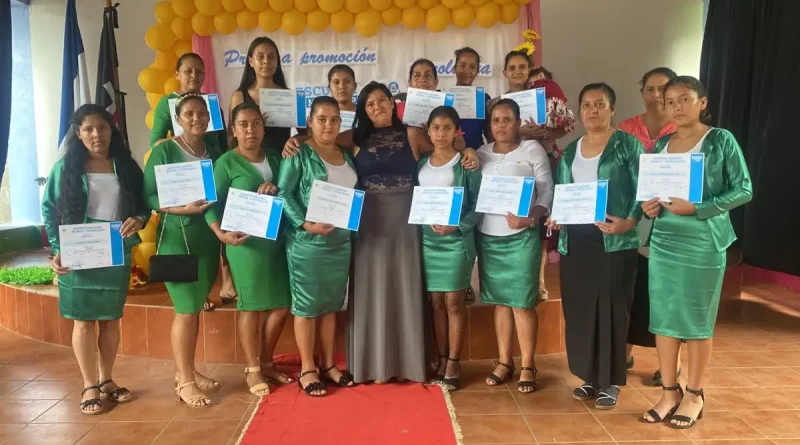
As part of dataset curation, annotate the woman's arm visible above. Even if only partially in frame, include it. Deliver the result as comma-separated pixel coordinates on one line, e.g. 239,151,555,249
407,126,432,159
695,130,753,220
626,138,646,220
41,164,62,254
204,160,232,228
530,142,555,214
149,95,173,151
276,151,307,230
142,145,164,212
459,169,483,232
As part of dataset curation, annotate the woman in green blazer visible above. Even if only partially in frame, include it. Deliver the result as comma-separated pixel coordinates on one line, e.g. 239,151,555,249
205,102,291,397
640,77,752,429
277,96,358,397
418,106,481,391
143,93,224,408
42,104,149,415
546,83,644,409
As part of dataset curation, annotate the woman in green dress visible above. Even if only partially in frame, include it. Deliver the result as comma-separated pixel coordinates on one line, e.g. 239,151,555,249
143,93,223,408
640,77,752,428
419,106,481,391
205,102,292,397
277,96,357,397
42,104,149,415
148,52,235,309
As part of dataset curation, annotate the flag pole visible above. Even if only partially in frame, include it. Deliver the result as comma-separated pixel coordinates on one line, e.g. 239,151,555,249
103,2,130,148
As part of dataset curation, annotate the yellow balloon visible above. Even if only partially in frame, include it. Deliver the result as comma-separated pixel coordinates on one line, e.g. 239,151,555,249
139,67,170,94
441,0,464,8
467,0,487,6
516,0,530,5
214,11,238,33
155,1,176,24
146,110,155,130
295,0,317,12
172,0,197,18
196,0,222,16
307,9,330,32
192,12,217,35
134,242,157,274
164,77,181,94
318,0,343,13
476,2,499,27
146,92,164,109
499,2,518,23
393,0,414,8
171,17,194,40
425,5,449,31
223,0,245,12
245,0,269,11
145,24,175,52
381,6,402,25
355,9,381,36
174,39,194,57
368,0,392,11
401,6,425,28
259,8,283,31
330,10,354,32
154,52,177,71
417,0,439,10
281,8,307,35
345,0,368,14
451,4,474,27
269,0,293,13
494,0,513,4
237,9,259,29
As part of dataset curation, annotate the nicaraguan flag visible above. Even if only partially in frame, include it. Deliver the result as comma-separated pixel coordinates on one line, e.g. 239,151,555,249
58,0,91,149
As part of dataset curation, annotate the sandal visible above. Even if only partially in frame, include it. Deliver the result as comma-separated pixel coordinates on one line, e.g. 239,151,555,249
219,290,238,306
79,385,104,415
594,385,620,410
245,366,270,396
486,361,515,386
173,370,220,391
653,367,681,386
517,366,537,393
669,387,704,429
298,369,327,397
573,383,596,401
433,355,447,382
640,384,683,423
202,299,216,311
321,365,356,387
442,358,461,391
627,356,635,370
261,361,294,385
175,381,211,408
98,379,132,403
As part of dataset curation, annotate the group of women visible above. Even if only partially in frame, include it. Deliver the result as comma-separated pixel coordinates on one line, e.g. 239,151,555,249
42,36,751,431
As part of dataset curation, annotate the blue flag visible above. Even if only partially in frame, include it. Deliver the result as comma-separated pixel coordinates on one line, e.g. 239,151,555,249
58,0,91,149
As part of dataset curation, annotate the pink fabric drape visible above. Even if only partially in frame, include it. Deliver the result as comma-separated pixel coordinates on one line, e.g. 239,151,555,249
518,0,542,67
192,35,220,95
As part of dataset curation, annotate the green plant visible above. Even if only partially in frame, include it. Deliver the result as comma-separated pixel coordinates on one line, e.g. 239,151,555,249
0,266,55,285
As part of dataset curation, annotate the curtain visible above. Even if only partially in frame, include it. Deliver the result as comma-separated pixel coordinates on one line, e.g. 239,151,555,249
192,35,220,95
700,0,800,276
518,0,542,67
0,0,11,185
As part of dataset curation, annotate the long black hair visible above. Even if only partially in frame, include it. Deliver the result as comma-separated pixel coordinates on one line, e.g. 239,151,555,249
665,75,712,125
352,81,405,146
58,104,144,224
236,37,287,93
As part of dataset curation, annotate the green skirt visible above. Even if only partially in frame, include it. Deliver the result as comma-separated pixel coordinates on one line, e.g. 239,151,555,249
228,235,291,311
649,212,726,339
287,238,351,317
477,229,541,309
159,215,220,314
422,227,474,292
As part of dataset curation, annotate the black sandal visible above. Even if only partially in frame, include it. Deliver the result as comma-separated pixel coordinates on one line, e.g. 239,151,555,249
517,366,537,393
669,387,704,429
79,385,104,415
298,370,327,397
486,361,515,386
572,383,596,401
433,355,447,382
652,367,682,387
442,358,461,391
640,384,683,423
320,365,355,387
99,379,132,403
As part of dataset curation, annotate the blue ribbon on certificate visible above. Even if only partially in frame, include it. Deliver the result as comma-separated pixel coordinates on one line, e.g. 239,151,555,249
108,222,124,266
348,191,365,231
200,160,217,202
168,94,225,136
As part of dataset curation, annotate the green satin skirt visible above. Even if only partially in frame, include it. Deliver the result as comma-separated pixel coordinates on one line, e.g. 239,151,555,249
286,238,351,317
421,227,474,292
227,236,291,312
477,229,541,309
649,212,726,339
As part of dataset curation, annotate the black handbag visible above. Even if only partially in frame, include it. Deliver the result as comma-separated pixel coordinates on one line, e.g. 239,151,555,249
148,211,199,283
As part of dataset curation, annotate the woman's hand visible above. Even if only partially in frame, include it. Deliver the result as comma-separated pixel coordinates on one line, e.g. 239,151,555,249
303,221,335,236
595,214,637,234
430,224,458,235
545,217,563,232
460,148,480,171
51,253,69,275
160,200,211,216
261,111,270,124
218,231,249,246
506,213,535,230
520,120,547,140
661,198,696,216
282,137,302,158
120,217,145,237
641,198,661,219
257,182,278,195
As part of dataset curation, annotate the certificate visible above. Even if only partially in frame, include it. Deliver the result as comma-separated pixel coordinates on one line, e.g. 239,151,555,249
167,94,225,137
550,180,609,225
444,86,486,119
501,88,546,125
154,160,217,208
305,180,365,231
259,88,307,128
402,88,455,127
339,110,355,133
59,222,124,270
408,186,464,226
475,175,536,217
636,153,705,203
220,189,284,240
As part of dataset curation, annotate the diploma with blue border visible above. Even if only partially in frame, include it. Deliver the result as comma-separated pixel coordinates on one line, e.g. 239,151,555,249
168,94,224,137
259,88,307,128
220,189,284,240
445,86,486,119
154,160,217,208
402,88,456,127
636,153,705,203
305,180,364,231
59,222,124,270
550,180,609,224
408,186,464,226
475,175,535,217
501,87,546,125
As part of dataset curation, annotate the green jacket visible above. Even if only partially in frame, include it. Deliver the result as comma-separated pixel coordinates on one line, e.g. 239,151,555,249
276,143,356,245
643,128,752,251
555,130,645,254
41,158,150,254
149,93,228,151
417,154,482,260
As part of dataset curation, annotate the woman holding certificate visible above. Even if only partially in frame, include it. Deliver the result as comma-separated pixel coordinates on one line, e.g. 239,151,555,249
640,77,752,429
43,104,149,415
205,102,292,397
277,96,358,397
478,99,553,393
143,93,225,407
546,83,644,409
486,51,547,143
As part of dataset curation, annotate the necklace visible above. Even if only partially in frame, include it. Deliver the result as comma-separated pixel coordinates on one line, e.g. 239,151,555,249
178,135,208,159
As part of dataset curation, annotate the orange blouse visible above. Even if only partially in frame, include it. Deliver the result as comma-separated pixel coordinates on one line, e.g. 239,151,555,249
618,114,676,152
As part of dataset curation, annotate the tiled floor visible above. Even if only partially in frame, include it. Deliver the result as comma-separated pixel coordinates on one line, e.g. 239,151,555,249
0,297,799,444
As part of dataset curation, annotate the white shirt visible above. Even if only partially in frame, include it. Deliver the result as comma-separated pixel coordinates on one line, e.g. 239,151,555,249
665,129,712,154
321,158,358,189
87,173,121,221
571,137,601,183
476,140,554,236
418,153,460,187
250,159,274,183
180,147,209,163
